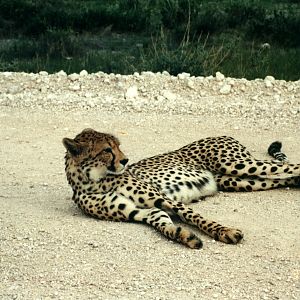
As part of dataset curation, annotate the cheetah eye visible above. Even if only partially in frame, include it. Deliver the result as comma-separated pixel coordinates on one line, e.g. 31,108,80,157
103,147,112,153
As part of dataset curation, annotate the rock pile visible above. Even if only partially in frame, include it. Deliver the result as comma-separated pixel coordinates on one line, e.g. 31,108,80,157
0,71,299,125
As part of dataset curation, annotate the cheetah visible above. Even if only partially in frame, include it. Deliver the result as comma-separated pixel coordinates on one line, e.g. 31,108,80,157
63,129,300,249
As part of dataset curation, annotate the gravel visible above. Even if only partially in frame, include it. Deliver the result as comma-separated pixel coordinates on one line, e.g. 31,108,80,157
0,70,299,125
0,71,299,300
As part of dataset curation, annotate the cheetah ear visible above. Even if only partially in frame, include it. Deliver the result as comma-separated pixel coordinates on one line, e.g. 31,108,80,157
62,138,85,156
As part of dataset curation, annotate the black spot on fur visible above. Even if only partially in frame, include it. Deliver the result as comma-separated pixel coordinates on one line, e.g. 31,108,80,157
154,199,164,208
186,182,193,189
128,210,139,221
175,227,182,239
248,167,257,174
235,164,245,170
271,166,278,173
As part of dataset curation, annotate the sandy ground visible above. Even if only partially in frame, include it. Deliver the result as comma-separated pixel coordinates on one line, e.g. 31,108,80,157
0,106,299,300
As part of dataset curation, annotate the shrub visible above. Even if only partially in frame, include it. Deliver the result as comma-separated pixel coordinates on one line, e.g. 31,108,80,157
247,10,300,47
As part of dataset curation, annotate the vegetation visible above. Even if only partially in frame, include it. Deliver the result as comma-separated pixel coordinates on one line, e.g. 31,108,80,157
0,0,299,80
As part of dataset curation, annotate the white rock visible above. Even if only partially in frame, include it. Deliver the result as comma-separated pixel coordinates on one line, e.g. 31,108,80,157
261,43,271,49
178,72,190,80
46,94,56,101
215,71,225,81
264,75,275,88
220,84,231,94
251,95,259,101
265,75,275,82
186,80,194,89
84,92,95,98
274,94,280,101
125,86,138,99
116,82,124,90
162,71,170,76
161,90,177,101
69,73,79,81
141,71,155,76
7,85,22,95
39,71,48,76
80,70,88,76
156,95,165,101
265,80,273,88
87,100,96,107
69,85,81,91
40,86,48,93
57,70,67,76
95,71,105,77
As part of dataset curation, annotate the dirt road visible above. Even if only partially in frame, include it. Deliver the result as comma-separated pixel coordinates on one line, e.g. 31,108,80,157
0,71,299,299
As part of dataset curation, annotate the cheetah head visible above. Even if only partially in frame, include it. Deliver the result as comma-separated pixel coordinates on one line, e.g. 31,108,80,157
63,128,129,181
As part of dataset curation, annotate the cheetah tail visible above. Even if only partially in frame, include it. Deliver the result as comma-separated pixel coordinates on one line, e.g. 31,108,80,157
267,141,289,163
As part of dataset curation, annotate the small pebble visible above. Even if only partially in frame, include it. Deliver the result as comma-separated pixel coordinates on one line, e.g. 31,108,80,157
80,70,88,76
220,84,231,94
125,86,138,99
215,71,225,81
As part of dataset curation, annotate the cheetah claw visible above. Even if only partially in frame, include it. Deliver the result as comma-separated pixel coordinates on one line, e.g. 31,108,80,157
215,228,244,244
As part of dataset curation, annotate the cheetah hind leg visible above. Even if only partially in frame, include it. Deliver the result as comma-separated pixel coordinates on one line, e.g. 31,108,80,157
214,174,300,192
212,142,299,179
216,158,300,180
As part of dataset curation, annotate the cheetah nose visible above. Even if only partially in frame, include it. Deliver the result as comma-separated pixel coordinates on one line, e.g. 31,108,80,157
120,158,129,166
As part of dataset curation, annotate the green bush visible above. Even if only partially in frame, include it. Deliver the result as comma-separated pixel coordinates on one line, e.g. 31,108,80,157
0,0,299,79
0,0,299,46
247,10,300,47
0,29,82,60
225,2,266,29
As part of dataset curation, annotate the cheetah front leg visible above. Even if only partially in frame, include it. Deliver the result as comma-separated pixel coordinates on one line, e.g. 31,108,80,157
111,196,203,249
130,207,203,249
79,192,203,249
117,178,243,245
161,199,244,244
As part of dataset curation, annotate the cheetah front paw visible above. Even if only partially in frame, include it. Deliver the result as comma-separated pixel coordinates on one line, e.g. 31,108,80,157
215,228,244,244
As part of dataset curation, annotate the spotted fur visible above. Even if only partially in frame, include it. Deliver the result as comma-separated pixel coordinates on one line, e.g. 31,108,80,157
63,130,299,248
63,129,243,249
129,136,300,196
